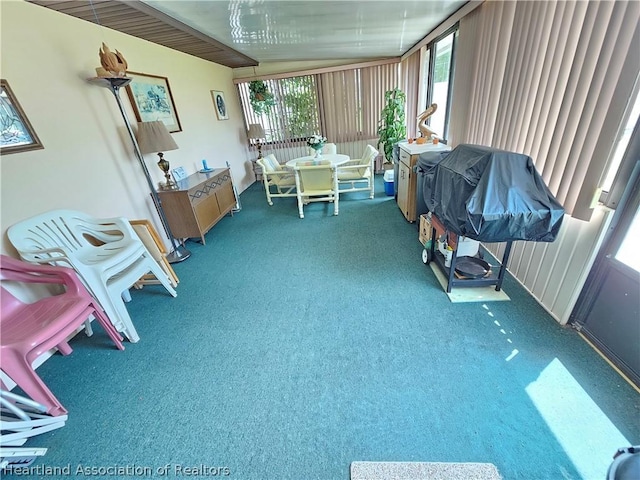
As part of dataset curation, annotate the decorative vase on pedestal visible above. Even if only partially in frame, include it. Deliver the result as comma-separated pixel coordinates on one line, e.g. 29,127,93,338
313,145,324,159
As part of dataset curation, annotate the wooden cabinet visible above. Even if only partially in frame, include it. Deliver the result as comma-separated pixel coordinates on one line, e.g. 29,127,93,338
157,168,235,244
397,142,451,222
397,157,414,221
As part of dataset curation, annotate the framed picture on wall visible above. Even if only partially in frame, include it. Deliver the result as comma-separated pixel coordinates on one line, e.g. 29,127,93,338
0,79,44,155
125,72,182,133
211,90,229,120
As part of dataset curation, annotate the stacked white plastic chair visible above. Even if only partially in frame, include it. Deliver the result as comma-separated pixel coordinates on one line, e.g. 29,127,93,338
8,209,177,343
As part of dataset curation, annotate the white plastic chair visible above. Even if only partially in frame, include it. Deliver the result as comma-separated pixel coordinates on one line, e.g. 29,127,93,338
7,210,177,343
256,154,297,205
307,143,337,156
337,144,378,198
293,160,339,218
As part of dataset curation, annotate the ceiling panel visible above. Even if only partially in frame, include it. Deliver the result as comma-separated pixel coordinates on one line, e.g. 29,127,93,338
143,0,467,62
27,0,467,67
26,0,259,68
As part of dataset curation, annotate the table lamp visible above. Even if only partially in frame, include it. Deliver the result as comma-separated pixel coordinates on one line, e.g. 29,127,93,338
247,123,266,159
137,121,179,190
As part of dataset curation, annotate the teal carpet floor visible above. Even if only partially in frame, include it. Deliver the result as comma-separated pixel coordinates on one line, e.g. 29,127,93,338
7,176,639,480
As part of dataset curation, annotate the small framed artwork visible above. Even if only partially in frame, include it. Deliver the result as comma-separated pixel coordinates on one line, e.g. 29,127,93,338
0,79,44,155
211,90,229,120
171,166,187,182
125,72,182,132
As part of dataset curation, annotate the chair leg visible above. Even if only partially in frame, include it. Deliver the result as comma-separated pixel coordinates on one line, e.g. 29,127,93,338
92,288,140,343
83,319,93,337
297,194,304,218
143,255,177,297
263,180,274,206
90,303,125,350
1,351,67,416
56,342,73,356
110,297,140,343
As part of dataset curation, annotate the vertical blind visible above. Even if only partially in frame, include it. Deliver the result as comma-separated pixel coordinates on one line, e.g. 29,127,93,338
449,0,640,221
401,50,421,139
237,62,400,162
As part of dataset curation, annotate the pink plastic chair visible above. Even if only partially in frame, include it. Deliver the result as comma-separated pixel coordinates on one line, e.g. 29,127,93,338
0,255,124,416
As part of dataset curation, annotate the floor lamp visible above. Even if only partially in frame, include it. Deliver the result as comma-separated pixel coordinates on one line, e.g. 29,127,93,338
89,77,191,263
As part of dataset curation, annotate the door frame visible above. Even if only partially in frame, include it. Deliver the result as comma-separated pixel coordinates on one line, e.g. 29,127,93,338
570,119,640,386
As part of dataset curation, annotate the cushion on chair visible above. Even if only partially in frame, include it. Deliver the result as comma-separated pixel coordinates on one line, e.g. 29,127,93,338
338,168,371,180
261,154,282,172
258,154,295,187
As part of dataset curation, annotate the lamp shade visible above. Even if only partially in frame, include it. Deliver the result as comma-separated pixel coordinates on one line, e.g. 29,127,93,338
136,121,178,154
247,123,265,140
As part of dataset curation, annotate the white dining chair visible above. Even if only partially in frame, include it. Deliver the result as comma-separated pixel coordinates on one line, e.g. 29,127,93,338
256,154,297,205
293,160,339,218
337,144,378,199
307,142,337,156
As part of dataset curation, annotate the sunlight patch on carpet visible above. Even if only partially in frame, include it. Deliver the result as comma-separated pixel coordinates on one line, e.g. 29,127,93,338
525,357,630,480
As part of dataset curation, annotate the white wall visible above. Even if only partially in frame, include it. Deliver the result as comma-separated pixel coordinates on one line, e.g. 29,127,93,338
0,0,254,256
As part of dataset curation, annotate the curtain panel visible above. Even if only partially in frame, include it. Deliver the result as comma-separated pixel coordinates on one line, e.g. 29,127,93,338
401,50,421,139
318,63,400,142
450,0,640,221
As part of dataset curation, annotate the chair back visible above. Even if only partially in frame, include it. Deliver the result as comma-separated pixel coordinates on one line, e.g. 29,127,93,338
352,145,378,176
257,154,282,173
1,253,81,298
0,254,85,324
295,161,335,191
7,210,125,265
322,143,337,155
362,144,379,164
307,143,337,156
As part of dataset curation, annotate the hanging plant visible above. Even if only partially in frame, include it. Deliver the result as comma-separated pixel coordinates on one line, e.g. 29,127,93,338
249,80,276,115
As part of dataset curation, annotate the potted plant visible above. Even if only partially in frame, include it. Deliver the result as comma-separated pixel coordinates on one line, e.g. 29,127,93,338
249,80,276,115
377,88,407,164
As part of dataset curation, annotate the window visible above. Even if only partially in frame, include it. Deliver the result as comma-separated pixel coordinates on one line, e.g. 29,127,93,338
602,91,640,194
238,76,320,145
237,62,399,162
422,25,458,141
616,206,640,273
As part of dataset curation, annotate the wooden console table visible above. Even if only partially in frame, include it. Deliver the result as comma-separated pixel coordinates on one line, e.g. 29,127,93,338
157,168,235,244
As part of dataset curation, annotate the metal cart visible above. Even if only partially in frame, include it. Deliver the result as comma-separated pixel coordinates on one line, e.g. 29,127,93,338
422,214,513,293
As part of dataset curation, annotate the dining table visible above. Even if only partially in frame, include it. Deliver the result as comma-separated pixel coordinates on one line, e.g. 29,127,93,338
285,153,350,168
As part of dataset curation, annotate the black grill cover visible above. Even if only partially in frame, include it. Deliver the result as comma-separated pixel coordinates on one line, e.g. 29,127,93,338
423,144,564,243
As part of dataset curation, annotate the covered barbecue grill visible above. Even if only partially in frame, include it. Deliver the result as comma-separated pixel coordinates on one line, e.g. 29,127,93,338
420,144,564,293
422,144,564,243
